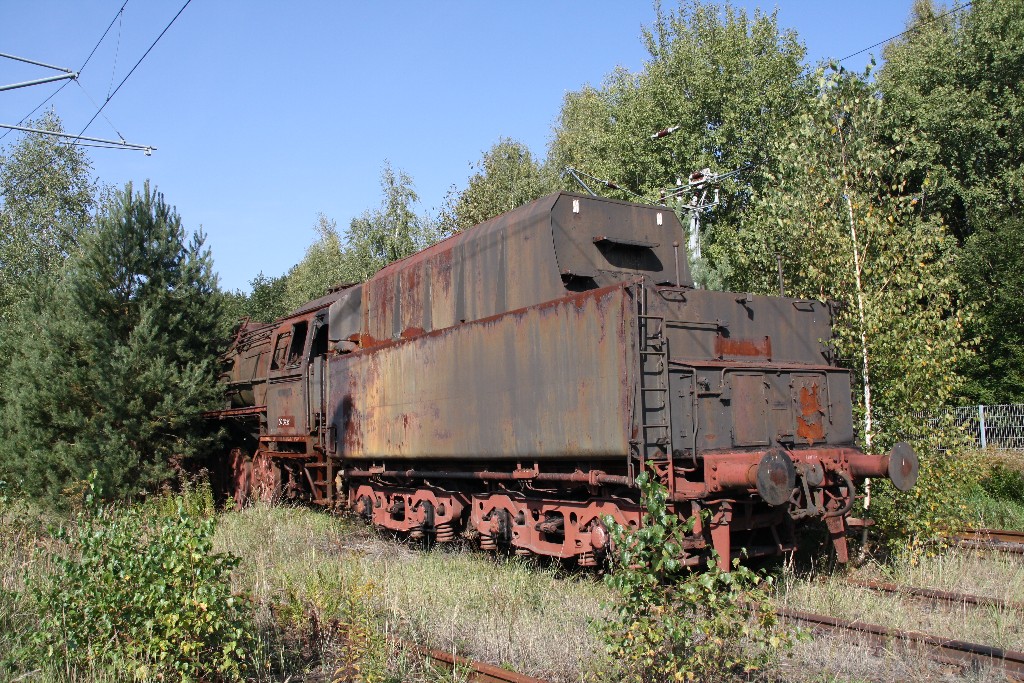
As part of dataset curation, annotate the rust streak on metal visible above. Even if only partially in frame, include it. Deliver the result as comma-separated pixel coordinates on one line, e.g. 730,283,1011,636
715,334,772,359
796,383,826,442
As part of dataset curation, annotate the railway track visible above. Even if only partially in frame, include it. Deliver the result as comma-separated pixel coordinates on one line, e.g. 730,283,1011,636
339,533,1024,683
375,600,1024,683
402,641,549,683
846,577,1024,612
952,527,1024,555
776,606,1024,679
792,569,1024,677
409,606,1024,682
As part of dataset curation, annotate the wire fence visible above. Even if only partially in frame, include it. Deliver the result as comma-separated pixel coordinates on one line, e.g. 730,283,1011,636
939,404,1024,451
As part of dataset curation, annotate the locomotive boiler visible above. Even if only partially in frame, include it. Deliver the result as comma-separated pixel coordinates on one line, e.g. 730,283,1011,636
212,192,919,569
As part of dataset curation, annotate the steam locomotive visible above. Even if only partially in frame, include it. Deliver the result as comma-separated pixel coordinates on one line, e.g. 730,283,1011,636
211,192,918,569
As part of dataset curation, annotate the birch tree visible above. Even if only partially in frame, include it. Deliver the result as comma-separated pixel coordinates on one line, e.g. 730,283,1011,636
738,67,970,545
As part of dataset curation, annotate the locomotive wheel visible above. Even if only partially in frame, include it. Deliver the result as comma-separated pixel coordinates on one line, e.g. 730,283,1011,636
251,451,283,503
228,448,252,508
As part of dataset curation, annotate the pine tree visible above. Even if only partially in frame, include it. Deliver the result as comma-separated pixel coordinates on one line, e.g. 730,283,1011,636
0,181,223,503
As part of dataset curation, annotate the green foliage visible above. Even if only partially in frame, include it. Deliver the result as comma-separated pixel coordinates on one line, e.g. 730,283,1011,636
25,477,252,681
340,162,440,282
282,213,350,311
737,66,970,549
879,0,1024,241
0,112,98,409
980,461,1024,506
958,453,1024,531
600,473,788,682
878,0,1024,403
438,138,552,234
0,111,96,324
245,271,291,321
221,271,291,328
740,65,966,440
956,215,1024,403
0,181,224,504
866,439,978,556
549,0,807,286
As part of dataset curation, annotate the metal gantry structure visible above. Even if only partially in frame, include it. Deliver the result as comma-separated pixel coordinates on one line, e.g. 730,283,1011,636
1,50,155,154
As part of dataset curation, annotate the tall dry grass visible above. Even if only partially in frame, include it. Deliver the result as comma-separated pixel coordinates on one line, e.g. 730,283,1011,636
214,503,609,682
5,491,1020,682
215,502,1023,682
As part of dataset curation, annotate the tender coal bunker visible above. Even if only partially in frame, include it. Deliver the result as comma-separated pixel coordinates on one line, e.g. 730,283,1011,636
594,240,663,272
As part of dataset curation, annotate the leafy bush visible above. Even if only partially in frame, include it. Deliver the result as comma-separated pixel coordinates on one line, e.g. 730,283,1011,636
980,462,1024,506
600,473,789,682
27,478,253,681
864,419,979,557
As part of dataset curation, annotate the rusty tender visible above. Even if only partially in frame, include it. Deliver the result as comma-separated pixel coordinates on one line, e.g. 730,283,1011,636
211,192,919,569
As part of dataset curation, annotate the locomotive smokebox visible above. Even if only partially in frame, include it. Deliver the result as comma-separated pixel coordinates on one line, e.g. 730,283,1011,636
757,449,797,507
887,442,919,492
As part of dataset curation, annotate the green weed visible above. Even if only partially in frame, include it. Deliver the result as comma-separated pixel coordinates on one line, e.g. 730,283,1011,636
600,473,790,682
23,476,253,681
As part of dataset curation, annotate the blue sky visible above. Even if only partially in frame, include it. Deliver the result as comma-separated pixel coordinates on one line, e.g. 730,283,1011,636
2,1,915,292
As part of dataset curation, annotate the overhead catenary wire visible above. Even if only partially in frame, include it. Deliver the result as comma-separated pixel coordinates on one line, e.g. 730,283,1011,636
107,7,124,100
0,1,161,202
0,0,131,144
74,81,126,143
79,0,131,75
72,0,193,143
561,166,648,202
837,1,973,63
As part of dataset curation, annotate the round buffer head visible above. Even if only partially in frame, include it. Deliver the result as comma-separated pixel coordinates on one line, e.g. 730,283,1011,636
888,441,920,492
757,448,797,507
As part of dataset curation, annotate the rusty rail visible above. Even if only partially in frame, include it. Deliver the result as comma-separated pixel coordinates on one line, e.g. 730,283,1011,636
403,641,550,683
846,578,1024,612
952,528,1024,555
957,528,1024,544
776,606,1024,679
